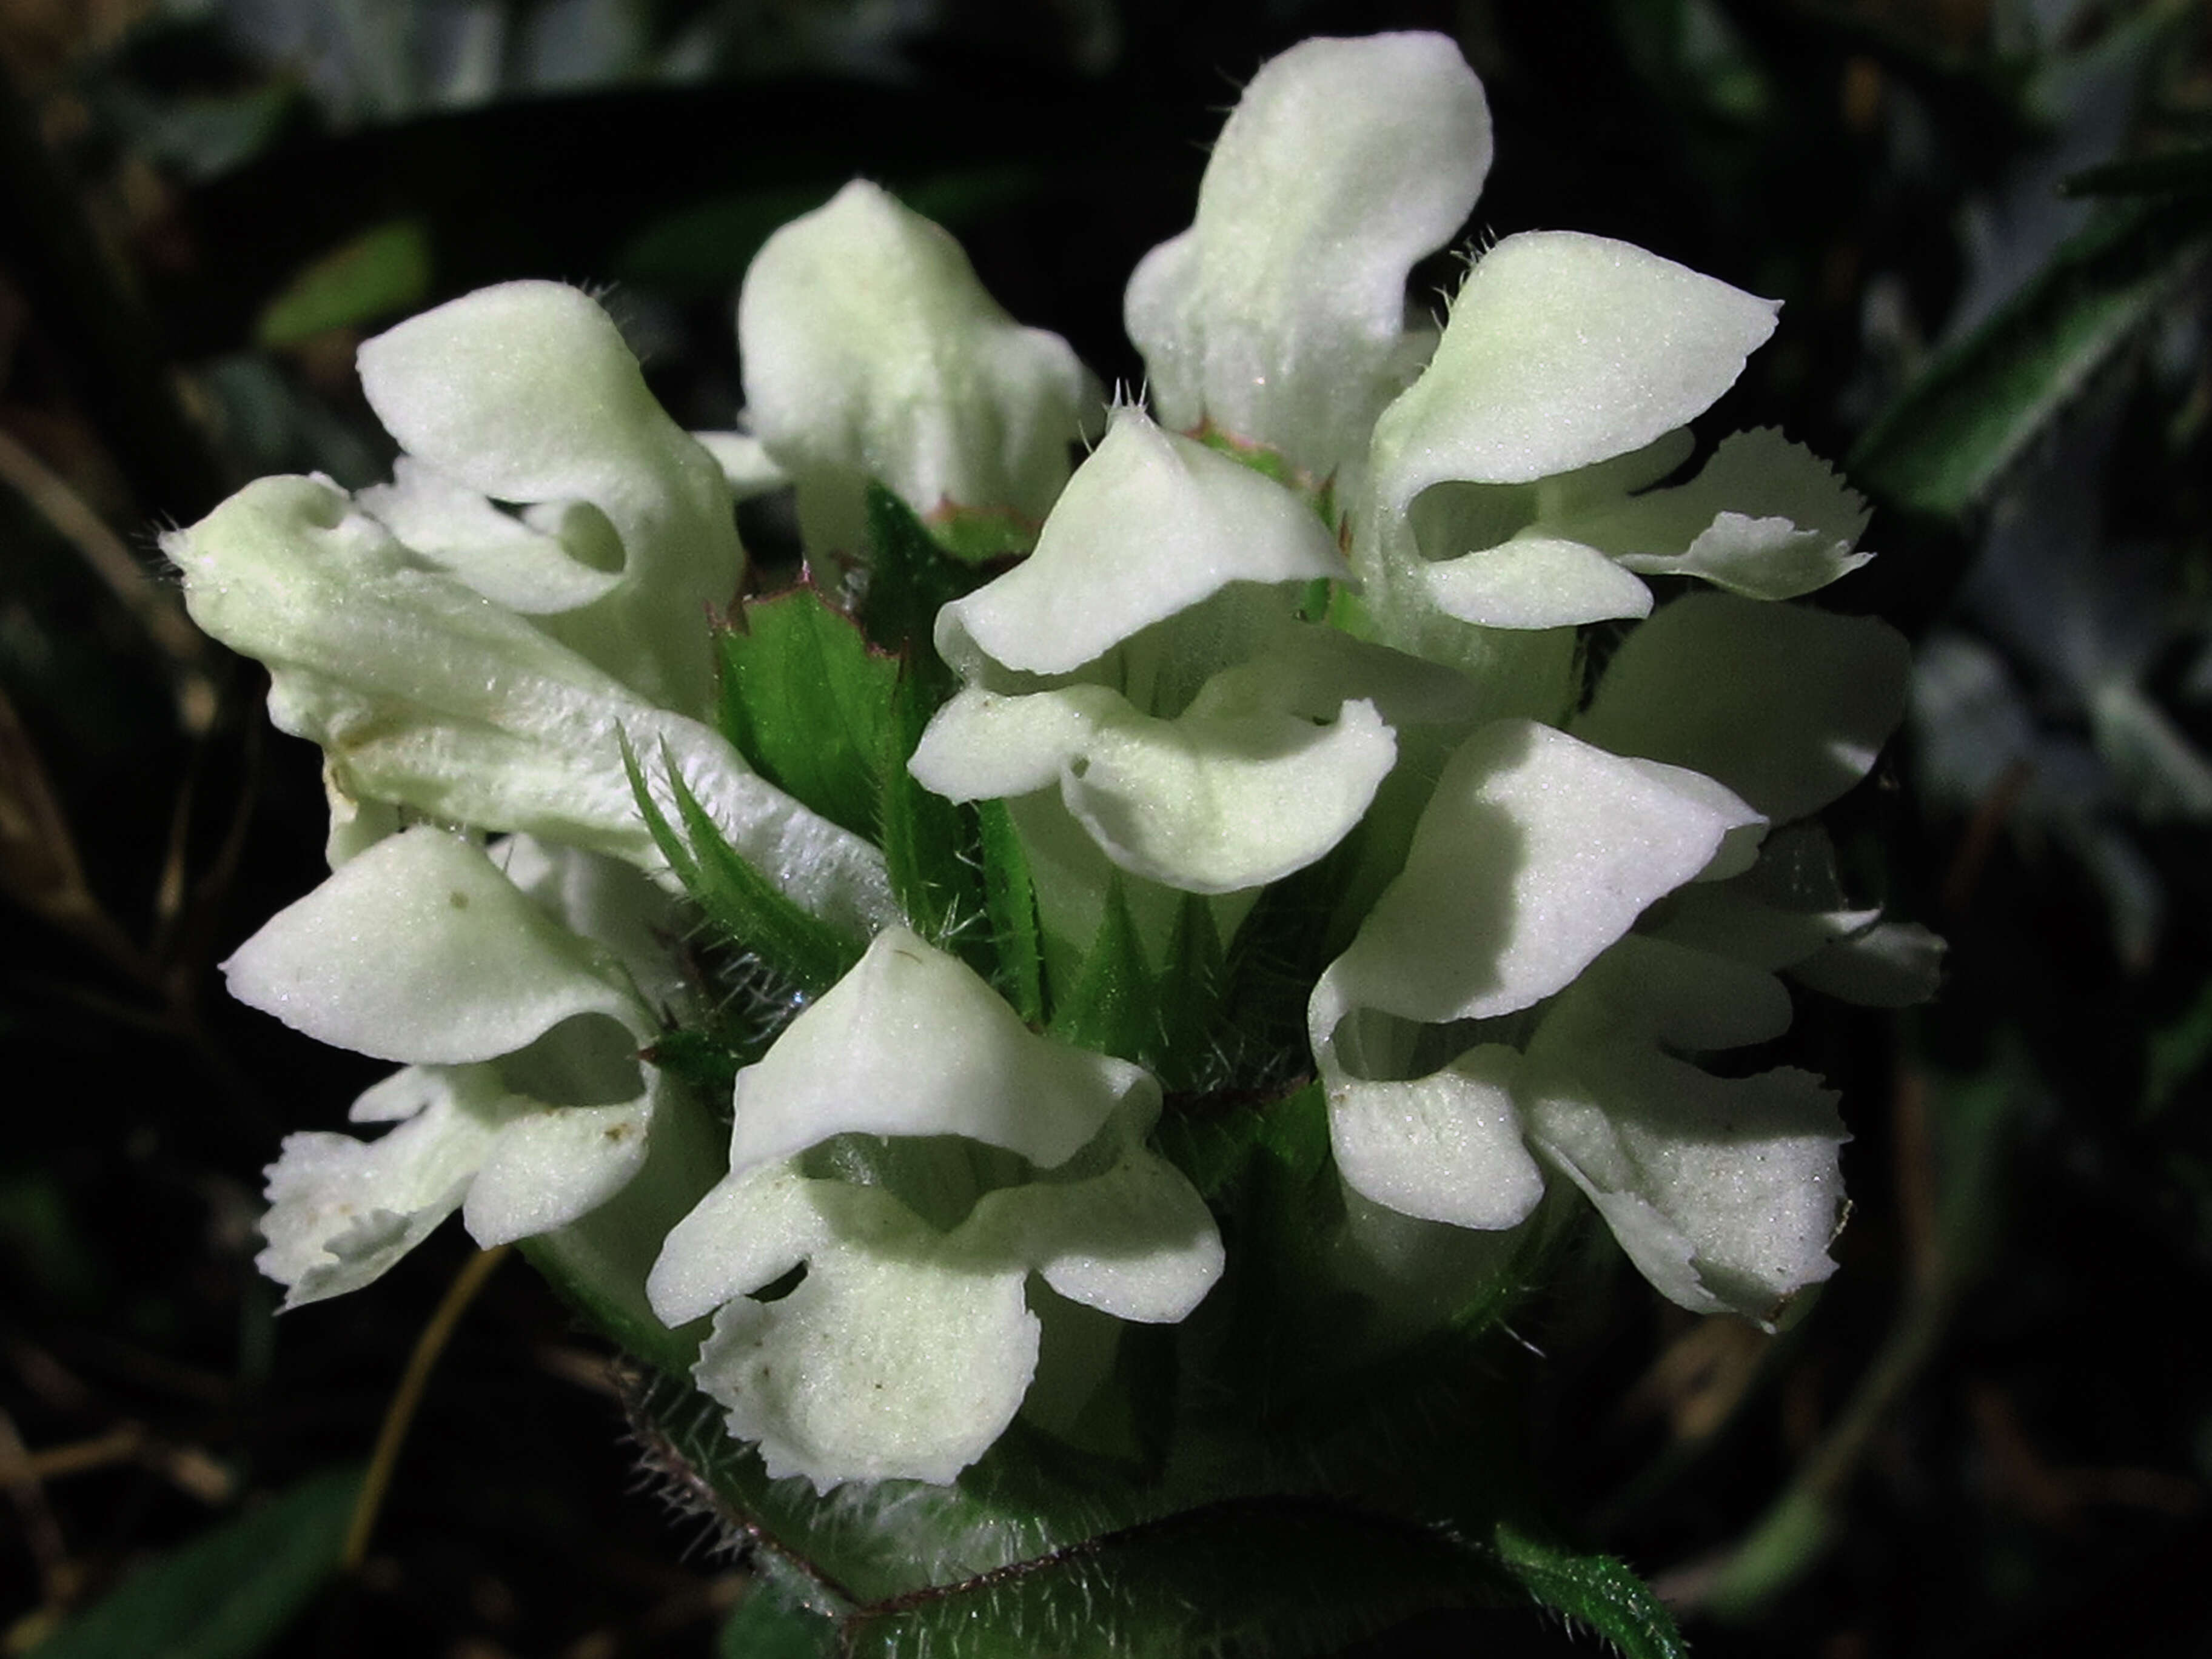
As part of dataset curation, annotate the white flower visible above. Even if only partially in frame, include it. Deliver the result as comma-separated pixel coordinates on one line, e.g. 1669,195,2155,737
647,928,1221,1490
907,408,1472,908
165,282,896,938
1311,594,1927,1323
1125,32,1493,481
1119,33,1873,652
736,178,1101,554
232,826,674,1306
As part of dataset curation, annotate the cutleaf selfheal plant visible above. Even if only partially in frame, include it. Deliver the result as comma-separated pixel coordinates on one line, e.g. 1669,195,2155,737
169,32,1940,1653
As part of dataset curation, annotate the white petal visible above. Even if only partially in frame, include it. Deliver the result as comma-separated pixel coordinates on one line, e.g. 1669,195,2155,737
1563,430,1873,600
691,431,790,500
934,411,1344,678
461,1097,655,1247
224,826,640,1064
357,455,618,617
916,677,1400,896
725,928,1153,1176
1418,534,1654,630
1648,883,1881,972
739,179,1095,554
975,1142,1223,1323
695,1244,1037,1492
166,477,897,939
1125,32,1491,475
908,685,1118,803
1326,1044,1546,1231
1789,921,1945,1007
656,1161,1040,1490
1324,720,1763,1026
1574,591,1911,822
258,1067,520,1308
348,1066,445,1124
495,834,690,1014
322,760,399,868
1520,936,1841,1323
647,1162,831,1328
1525,1061,1846,1324
1542,934,1797,1053
357,282,741,714
1061,697,1397,894
1372,232,1777,506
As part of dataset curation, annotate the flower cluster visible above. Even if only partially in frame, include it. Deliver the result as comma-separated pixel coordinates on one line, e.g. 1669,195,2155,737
170,31,1934,1493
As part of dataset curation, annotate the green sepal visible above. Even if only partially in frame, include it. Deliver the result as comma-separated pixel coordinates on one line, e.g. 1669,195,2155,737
640,1028,744,1103
925,503,1039,562
974,799,1045,1026
879,665,986,953
717,1586,840,1659
1040,888,1224,1080
622,737,862,996
856,483,988,660
1047,878,1156,1066
714,583,902,841
1154,893,1226,1091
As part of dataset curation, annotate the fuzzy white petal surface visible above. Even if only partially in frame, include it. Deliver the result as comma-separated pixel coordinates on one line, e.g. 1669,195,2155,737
223,826,639,1064
167,477,896,938
935,412,1344,678
461,1097,655,1247
258,1067,521,1308
1325,1044,1546,1231
1575,591,1909,822
739,180,1094,554
357,281,741,714
1125,32,1490,474
696,1247,1037,1492
725,928,1153,1176
1324,719,1763,1026
1372,232,1776,506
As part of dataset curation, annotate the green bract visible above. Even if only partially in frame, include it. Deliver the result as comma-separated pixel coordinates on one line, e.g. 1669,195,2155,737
171,27,1931,1526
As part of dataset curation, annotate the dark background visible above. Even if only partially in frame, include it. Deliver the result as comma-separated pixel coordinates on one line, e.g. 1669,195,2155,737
4,1,2211,1654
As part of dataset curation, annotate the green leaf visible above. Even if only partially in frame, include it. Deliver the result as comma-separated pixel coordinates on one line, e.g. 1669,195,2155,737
974,800,1045,1026
856,484,987,660
717,1584,840,1659
1848,196,2212,520
255,220,431,346
1488,1521,1689,1659
30,1466,360,1659
716,583,903,841
622,739,862,995
1048,879,1158,1067
634,1367,1547,1652
840,1500,1521,1659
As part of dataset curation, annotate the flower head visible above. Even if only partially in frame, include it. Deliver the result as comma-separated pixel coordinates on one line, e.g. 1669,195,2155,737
174,27,1931,1498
